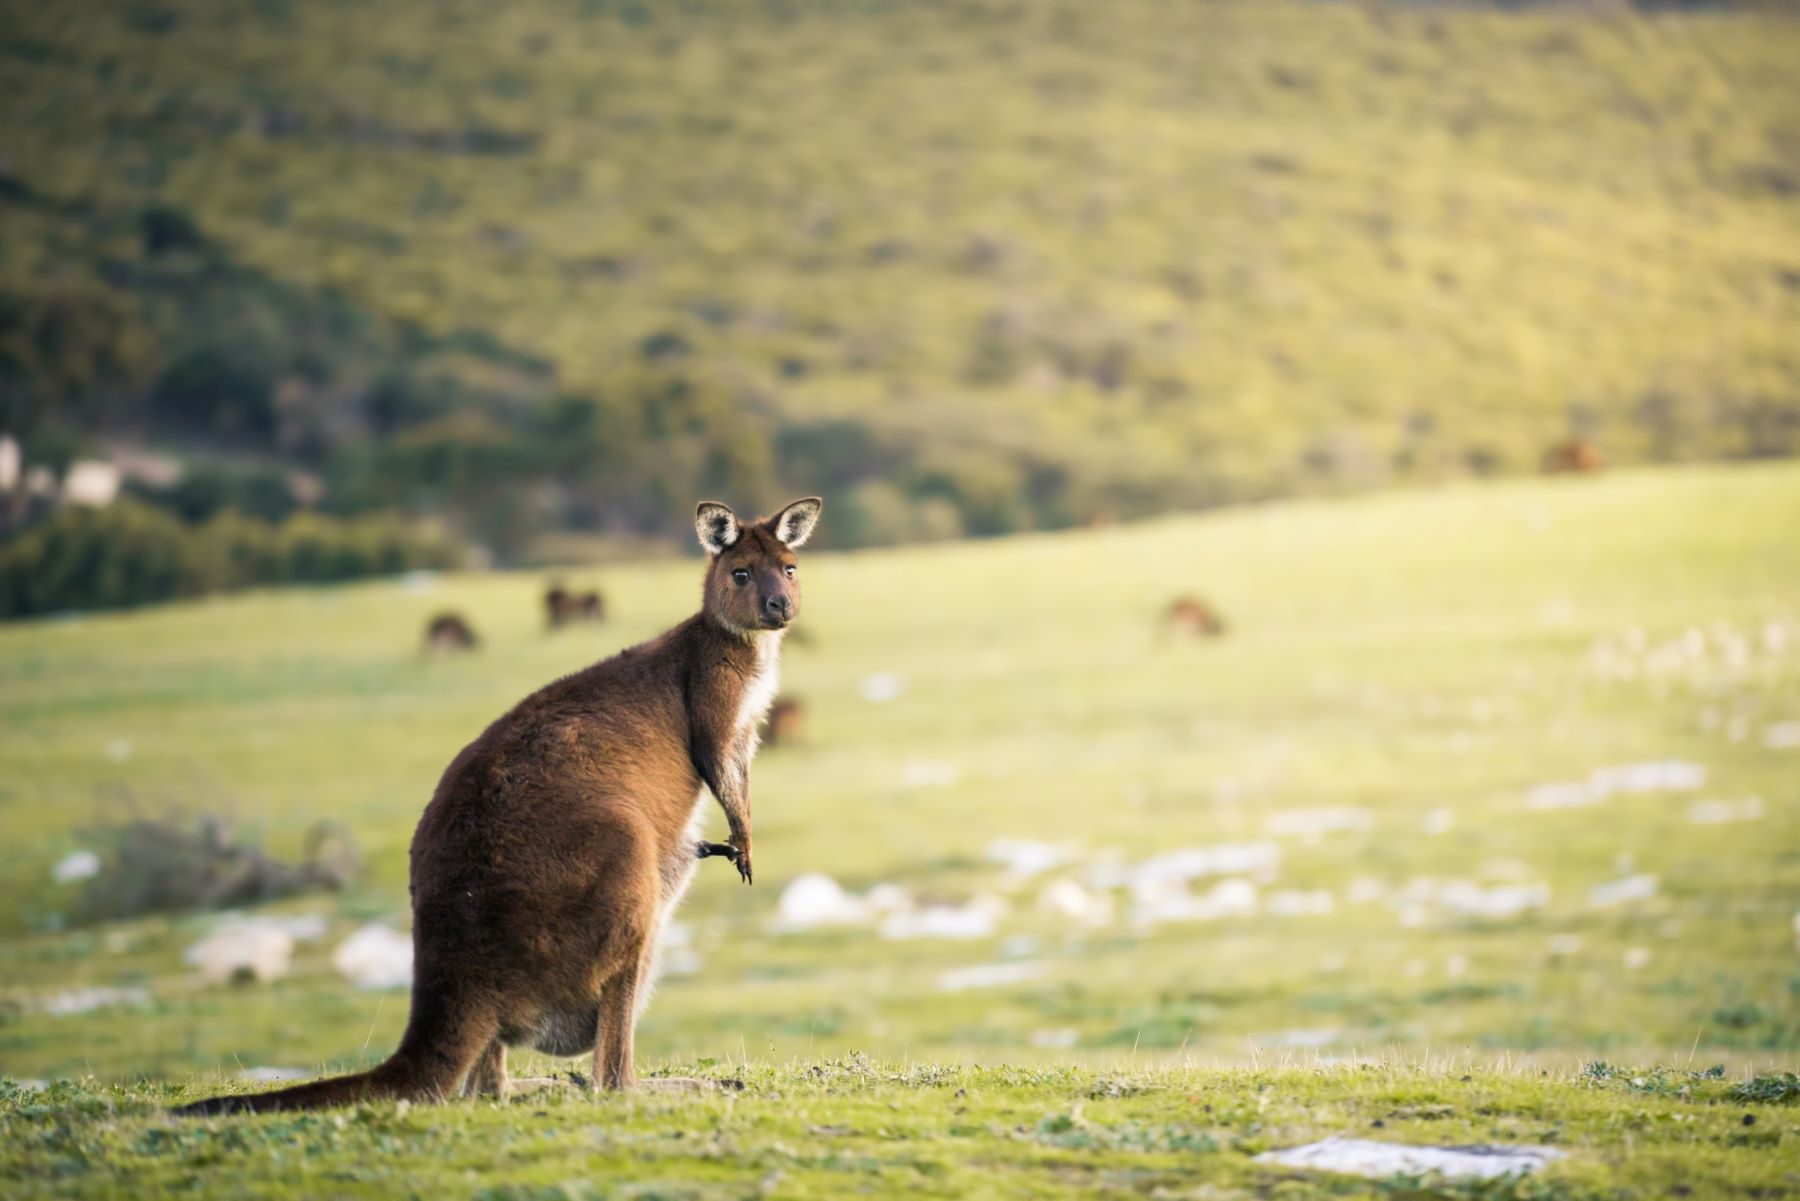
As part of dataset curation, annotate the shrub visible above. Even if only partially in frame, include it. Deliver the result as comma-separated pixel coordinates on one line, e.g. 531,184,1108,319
0,500,462,619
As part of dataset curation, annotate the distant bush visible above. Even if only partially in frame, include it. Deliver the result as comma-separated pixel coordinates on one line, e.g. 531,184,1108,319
132,463,300,524
0,501,462,619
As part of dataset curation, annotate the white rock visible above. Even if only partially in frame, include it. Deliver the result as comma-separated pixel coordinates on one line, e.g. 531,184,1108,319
38,986,149,1016
1764,722,1800,750
1526,760,1706,810
1589,874,1658,908
1131,877,1258,926
239,1066,310,1083
858,672,906,703
333,924,413,990
1037,878,1113,927
1029,1028,1078,1049
51,850,101,883
62,460,121,507
1089,842,1280,890
1390,878,1548,921
1256,1138,1562,1181
1624,947,1652,971
880,894,1007,940
772,873,873,931
1686,797,1763,825
185,921,295,985
987,838,1079,879
936,961,1043,992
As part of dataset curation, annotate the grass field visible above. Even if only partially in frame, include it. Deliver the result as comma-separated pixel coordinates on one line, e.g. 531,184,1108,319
3,464,1799,1195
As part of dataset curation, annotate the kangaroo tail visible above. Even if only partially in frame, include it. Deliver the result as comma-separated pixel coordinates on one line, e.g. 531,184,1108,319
173,995,494,1116
173,1062,407,1116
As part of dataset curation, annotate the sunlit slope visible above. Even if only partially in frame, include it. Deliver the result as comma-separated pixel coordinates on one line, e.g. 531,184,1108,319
3,0,1798,508
1,463,1797,1080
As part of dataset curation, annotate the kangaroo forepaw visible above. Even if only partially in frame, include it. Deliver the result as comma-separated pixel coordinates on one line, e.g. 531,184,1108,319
697,839,752,883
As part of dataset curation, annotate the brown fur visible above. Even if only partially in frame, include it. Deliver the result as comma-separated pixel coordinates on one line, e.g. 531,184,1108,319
1163,595,1227,638
177,498,822,1116
424,612,480,654
546,586,606,629
761,696,806,749
1543,438,1604,474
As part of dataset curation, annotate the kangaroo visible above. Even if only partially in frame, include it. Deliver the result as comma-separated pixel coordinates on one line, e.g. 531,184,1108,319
546,585,606,629
761,696,806,749
423,611,480,654
178,497,822,1115
1542,438,1603,474
1162,595,1227,639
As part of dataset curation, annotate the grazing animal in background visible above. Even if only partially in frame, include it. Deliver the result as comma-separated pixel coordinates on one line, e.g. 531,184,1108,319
424,612,480,654
761,696,806,749
1162,595,1227,639
177,497,822,1116
1543,438,1604,474
545,585,606,629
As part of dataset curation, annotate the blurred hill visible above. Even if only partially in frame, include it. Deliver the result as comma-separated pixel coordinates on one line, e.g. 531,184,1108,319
3,0,1797,557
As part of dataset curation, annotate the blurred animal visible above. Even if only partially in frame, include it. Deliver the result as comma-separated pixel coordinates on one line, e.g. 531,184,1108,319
1162,595,1227,638
82,816,359,919
178,497,823,1115
1543,439,1604,474
424,612,479,654
761,696,806,749
546,585,607,629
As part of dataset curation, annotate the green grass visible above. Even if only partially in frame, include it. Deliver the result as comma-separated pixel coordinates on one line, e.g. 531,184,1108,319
3,463,1799,1194
5,1061,1799,1200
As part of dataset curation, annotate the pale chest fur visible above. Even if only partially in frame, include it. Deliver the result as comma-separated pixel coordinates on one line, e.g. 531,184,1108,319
662,631,780,909
734,631,783,750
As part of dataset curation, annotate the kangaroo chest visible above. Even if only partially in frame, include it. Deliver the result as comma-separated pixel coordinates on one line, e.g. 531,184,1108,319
659,632,781,912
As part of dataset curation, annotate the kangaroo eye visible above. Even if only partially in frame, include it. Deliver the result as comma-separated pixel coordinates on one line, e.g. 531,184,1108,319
784,564,796,578
731,568,750,586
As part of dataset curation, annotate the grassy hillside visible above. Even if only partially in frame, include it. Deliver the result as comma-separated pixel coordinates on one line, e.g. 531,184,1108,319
4,0,1799,551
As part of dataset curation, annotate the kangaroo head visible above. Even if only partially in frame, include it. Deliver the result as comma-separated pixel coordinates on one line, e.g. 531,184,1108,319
695,497,822,634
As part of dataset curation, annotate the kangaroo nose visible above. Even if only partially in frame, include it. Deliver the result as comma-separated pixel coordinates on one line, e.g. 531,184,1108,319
765,595,792,619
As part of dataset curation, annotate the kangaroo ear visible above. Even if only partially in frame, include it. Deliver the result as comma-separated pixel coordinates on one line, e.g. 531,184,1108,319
694,502,741,555
768,496,823,548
